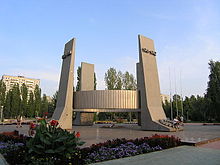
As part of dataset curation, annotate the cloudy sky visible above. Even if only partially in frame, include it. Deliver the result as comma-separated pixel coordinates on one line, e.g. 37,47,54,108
0,0,220,97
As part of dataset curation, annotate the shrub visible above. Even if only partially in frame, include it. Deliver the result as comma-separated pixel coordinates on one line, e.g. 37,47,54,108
26,119,85,164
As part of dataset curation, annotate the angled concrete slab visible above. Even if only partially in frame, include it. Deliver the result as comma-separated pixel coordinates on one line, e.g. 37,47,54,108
52,38,75,130
138,35,173,131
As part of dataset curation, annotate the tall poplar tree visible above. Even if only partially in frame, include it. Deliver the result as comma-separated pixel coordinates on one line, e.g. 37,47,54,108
27,91,34,117
0,80,6,107
104,68,117,90
20,83,28,116
76,66,81,91
11,84,21,117
34,85,41,117
206,60,220,121
123,71,137,90
4,90,12,118
41,94,48,116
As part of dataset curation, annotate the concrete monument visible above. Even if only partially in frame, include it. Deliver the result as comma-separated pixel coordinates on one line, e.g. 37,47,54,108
52,35,180,132
137,35,171,131
52,38,75,130
74,62,95,125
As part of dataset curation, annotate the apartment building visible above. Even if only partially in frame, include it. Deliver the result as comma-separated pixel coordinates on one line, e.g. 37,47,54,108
2,75,40,93
160,94,170,104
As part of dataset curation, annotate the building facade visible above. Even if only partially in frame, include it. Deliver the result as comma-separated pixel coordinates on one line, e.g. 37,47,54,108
1,75,40,94
160,94,170,104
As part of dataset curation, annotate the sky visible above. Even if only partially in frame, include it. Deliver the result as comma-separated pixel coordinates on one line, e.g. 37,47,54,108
0,0,220,97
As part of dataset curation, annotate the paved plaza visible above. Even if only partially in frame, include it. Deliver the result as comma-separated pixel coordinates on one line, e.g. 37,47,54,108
1,123,220,165
92,146,220,165
1,123,220,147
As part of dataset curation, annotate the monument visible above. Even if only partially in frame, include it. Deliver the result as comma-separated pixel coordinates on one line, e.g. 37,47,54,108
51,38,75,130
52,35,179,131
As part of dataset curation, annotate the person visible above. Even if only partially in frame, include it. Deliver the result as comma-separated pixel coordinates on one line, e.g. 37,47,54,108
173,117,180,128
16,115,22,128
180,116,184,122
109,123,115,128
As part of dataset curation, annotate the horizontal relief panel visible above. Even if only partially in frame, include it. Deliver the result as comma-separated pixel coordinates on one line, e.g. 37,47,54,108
74,90,139,109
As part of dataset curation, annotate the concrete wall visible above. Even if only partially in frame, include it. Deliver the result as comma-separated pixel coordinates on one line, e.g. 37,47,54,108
74,90,139,109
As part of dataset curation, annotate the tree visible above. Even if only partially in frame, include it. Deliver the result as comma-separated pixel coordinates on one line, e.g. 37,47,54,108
105,67,117,90
76,66,81,91
206,60,220,121
4,90,12,118
122,71,137,90
93,70,97,90
115,71,123,90
48,91,58,117
41,94,48,116
162,100,171,119
27,91,35,117
0,80,6,107
20,83,28,116
34,85,41,117
11,84,21,117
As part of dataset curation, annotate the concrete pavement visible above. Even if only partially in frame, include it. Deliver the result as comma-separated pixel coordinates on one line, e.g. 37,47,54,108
92,146,220,165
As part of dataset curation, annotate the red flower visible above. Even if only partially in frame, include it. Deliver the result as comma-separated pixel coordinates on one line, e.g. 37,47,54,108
30,123,36,129
76,132,80,138
50,120,59,126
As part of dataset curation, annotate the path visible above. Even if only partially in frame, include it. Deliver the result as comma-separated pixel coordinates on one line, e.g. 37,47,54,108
92,146,220,165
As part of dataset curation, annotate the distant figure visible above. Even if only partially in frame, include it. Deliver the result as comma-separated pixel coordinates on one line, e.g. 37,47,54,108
110,123,115,128
173,117,180,128
180,116,184,126
16,115,22,128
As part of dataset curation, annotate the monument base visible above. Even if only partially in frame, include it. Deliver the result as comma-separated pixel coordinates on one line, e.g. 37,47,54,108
73,112,94,126
141,120,183,132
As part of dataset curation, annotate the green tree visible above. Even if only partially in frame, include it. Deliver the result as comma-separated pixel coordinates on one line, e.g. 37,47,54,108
4,90,12,118
206,60,220,121
0,80,6,107
94,72,97,90
27,91,35,117
48,91,58,117
115,71,123,90
76,66,81,91
122,71,137,90
41,94,48,116
105,67,117,90
162,100,171,119
34,85,41,117
11,84,21,117
20,83,28,116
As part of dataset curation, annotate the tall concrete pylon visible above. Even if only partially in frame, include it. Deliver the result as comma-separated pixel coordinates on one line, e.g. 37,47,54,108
52,38,75,130
137,35,172,131
73,62,94,125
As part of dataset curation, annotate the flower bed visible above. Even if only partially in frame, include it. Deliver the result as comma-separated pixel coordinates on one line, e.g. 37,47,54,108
0,132,28,164
0,121,181,165
80,134,181,164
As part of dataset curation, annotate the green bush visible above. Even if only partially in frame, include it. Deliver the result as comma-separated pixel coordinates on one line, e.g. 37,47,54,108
26,119,85,164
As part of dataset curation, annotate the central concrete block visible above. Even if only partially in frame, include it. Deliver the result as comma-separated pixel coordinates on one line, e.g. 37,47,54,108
73,62,95,125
